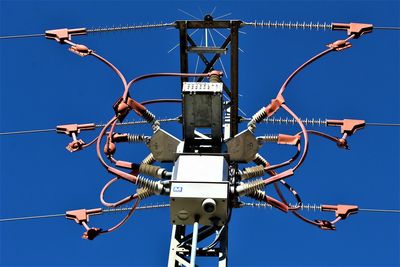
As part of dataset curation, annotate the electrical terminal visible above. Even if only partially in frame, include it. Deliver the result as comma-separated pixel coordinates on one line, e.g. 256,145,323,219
321,204,359,219
326,119,365,149
277,134,301,146
45,28,87,43
69,44,92,57
327,39,352,51
56,123,95,152
332,22,373,38
65,208,103,240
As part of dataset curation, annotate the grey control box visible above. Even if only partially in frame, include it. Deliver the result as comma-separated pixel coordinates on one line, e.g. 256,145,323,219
170,155,229,225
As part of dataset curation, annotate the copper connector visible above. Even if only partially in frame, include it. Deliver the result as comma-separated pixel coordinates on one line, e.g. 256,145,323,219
56,123,96,136
45,28,87,43
82,227,102,240
65,208,103,224
69,44,92,57
332,22,373,38
277,134,301,146
326,119,365,136
315,219,336,230
265,95,285,117
321,204,359,219
67,139,85,152
327,40,352,51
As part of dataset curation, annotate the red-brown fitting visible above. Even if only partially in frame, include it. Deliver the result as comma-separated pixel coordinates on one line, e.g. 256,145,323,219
82,227,102,240
65,208,103,224
107,167,137,183
327,40,352,51
321,204,359,219
56,123,96,136
208,70,224,77
67,139,85,152
336,138,349,150
113,97,130,121
103,141,116,155
45,28,87,43
111,133,130,143
277,134,301,146
127,98,147,116
332,23,373,38
115,160,140,172
263,169,294,185
315,220,336,230
69,44,92,57
265,95,285,117
266,195,289,213
326,119,366,136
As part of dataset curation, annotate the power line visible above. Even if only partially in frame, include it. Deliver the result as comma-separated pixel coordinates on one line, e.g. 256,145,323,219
0,22,175,40
0,117,181,136
1,22,399,40
374,26,400,30
0,203,170,223
242,202,400,213
2,117,399,136
0,33,45,40
1,203,398,223
365,122,400,127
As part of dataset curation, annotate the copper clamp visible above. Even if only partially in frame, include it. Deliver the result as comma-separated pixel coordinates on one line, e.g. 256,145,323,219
277,134,301,146
321,204,359,219
45,28,87,43
69,44,92,57
265,95,285,117
56,123,96,152
315,219,336,230
326,119,365,136
65,208,103,240
332,22,373,38
327,40,352,51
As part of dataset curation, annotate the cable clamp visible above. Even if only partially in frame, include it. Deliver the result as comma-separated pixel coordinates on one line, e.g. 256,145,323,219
265,95,285,117
45,28,87,43
326,119,365,136
326,118,365,148
69,44,92,57
277,134,301,146
65,208,103,240
315,219,336,230
327,39,352,51
67,139,85,152
56,123,95,152
321,204,359,219
113,97,148,121
332,22,373,38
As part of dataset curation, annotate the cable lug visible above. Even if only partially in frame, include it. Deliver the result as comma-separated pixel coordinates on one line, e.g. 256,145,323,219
69,44,92,57
327,39,352,51
82,227,102,240
315,219,336,230
67,139,85,152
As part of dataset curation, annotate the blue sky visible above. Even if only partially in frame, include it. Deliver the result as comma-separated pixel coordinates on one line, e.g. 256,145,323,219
0,1,399,266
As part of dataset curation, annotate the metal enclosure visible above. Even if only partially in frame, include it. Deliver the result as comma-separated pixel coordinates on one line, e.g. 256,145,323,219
170,155,229,226
182,82,223,152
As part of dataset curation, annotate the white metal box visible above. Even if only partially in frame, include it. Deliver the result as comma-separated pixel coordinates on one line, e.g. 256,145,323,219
170,155,229,225
172,155,228,182
170,181,228,226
